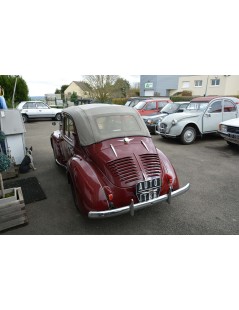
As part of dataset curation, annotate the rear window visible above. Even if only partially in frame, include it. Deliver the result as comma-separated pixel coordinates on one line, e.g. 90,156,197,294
95,115,141,134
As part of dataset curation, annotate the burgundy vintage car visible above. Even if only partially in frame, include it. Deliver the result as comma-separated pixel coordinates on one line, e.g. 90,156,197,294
50,104,190,218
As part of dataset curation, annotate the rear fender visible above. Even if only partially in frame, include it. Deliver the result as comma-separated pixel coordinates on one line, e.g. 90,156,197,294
67,156,109,213
156,149,179,193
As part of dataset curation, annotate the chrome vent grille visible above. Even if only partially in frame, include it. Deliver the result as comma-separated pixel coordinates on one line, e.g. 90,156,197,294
139,154,161,178
107,156,139,184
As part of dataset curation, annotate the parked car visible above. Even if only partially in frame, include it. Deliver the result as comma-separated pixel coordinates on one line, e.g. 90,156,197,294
218,118,239,147
156,101,190,125
125,97,149,107
134,98,172,116
157,96,239,144
50,104,190,218
142,114,165,134
16,101,62,123
143,102,190,134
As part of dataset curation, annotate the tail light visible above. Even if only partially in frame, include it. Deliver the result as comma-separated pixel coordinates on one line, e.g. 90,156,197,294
165,173,173,186
103,186,113,201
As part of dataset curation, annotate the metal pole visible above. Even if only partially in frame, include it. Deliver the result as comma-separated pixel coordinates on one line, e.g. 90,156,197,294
204,75,209,96
12,75,19,109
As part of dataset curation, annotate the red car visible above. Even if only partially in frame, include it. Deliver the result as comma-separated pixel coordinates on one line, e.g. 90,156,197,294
50,104,190,218
134,98,172,116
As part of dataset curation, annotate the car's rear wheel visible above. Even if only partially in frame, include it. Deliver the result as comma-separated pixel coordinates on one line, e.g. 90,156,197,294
227,141,237,147
55,113,62,121
22,114,28,123
180,126,196,144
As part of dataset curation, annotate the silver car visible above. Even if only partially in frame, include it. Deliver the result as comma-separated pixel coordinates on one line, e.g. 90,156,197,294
157,96,239,144
218,118,239,147
16,101,62,123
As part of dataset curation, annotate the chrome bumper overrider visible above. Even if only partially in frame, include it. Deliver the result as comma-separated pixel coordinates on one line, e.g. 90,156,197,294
88,183,190,219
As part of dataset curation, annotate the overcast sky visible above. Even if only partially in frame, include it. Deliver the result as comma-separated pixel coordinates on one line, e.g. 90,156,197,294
22,74,140,96
2,1,238,98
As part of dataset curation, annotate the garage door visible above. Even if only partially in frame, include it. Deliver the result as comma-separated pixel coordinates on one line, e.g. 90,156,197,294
144,90,154,96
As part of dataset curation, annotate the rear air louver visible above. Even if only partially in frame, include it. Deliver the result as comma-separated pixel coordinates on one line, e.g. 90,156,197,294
139,154,161,178
107,156,139,184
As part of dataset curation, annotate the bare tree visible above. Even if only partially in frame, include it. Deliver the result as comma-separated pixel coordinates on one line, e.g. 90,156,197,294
83,75,119,102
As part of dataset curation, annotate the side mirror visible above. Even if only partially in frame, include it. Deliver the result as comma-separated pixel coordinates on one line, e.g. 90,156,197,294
178,109,184,113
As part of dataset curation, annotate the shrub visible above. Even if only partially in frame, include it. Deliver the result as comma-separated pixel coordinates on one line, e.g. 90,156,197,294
181,90,192,96
111,98,128,105
170,96,194,102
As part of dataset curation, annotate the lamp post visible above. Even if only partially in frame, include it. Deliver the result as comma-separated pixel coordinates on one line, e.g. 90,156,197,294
12,75,19,109
204,75,209,96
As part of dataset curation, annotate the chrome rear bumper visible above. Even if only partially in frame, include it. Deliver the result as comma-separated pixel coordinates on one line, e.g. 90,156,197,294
88,183,190,219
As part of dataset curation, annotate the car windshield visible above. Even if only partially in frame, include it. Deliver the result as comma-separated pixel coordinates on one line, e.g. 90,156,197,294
134,101,147,110
160,103,180,114
125,100,131,106
186,102,209,111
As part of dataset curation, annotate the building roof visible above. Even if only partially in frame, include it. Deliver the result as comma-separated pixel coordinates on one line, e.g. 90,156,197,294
72,81,90,91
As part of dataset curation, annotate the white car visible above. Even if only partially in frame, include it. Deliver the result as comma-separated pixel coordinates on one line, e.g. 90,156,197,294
157,96,239,144
218,118,239,147
16,101,62,123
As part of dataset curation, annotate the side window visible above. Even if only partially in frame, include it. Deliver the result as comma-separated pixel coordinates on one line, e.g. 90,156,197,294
145,102,156,110
208,100,222,113
158,101,167,108
37,102,48,109
224,100,236,112
64,116,76,140
24,102,36,109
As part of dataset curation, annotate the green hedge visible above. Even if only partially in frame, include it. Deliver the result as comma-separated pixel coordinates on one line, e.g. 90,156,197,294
170,96,194,102
111,98,128,105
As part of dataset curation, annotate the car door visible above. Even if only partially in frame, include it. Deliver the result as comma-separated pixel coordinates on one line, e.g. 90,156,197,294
141,101,157,115
203,99,223,132
222,99,238,122
36,102,52,118
60,115,77,163
22,101,38,118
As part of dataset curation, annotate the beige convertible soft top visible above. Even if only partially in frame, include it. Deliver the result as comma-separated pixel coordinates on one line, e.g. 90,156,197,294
63,104,151,146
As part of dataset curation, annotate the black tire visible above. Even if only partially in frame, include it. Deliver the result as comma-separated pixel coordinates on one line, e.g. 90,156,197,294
180,126,196,144
22,114,28,123
227,141,237,148
55,113,62,121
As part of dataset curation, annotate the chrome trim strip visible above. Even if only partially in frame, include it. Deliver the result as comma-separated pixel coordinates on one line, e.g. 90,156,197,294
88,183,190,219
56,159,66,168
110,144,118,157
141,140,149,151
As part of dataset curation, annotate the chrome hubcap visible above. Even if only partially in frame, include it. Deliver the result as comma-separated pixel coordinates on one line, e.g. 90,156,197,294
184,130,194,143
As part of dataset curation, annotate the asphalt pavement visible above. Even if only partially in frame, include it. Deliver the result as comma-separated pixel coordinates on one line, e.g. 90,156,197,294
2,120,239,235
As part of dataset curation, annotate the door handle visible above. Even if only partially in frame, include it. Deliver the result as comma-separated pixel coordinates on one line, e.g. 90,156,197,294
205,113,211,117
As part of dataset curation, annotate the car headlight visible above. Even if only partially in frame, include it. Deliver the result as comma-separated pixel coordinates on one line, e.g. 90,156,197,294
220,124,227,133
172,119,178,125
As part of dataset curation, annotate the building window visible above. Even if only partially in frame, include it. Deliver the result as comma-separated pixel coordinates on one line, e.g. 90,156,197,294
211,79,220,86
182,81,190,88
194,80,202,87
